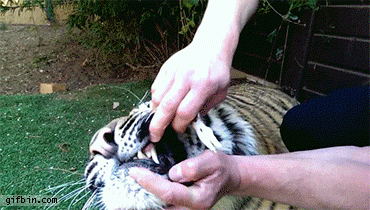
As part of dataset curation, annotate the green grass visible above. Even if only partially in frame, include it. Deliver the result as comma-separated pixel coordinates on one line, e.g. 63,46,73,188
0,22,7,31
0,80,152,209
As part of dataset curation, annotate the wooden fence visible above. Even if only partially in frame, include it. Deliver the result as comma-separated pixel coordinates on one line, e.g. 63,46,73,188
233,0,370,102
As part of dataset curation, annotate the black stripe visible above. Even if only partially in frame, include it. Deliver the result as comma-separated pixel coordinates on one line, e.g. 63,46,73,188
119,112,142,136
215,107,255,156
226,95,282,127
217,107,237,133
203,114,212,127
137,112,154,141
85,161,98,179
88,173,98,191
119,114,135,130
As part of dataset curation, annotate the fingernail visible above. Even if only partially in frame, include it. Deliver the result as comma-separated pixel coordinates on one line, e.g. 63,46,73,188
150,133,160,143
168,164,182,182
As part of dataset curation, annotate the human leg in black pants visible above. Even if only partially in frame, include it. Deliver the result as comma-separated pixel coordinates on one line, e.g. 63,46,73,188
280,85,370,152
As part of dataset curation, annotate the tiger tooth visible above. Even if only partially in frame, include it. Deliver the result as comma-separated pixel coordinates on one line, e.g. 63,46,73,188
137,151,146,159
151,147,159,164
192,114,222,153
144,149,152,159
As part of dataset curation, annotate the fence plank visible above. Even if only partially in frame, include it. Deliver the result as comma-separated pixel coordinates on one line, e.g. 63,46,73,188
309,34,370,74
314,5,370,38
301,62,369,99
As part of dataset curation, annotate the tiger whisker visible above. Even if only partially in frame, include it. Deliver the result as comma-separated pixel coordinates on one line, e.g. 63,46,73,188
82,190,97,210
44,201,58,210
111,86,142,102
93,198,105,210
74,190,92,205
138,90,150,105
68,185,91,210
43,180,86,210
47,179,84,192
60,185,86,202
78,82,299,209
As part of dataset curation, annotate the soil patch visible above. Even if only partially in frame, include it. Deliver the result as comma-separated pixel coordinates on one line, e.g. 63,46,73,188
0,24,157,95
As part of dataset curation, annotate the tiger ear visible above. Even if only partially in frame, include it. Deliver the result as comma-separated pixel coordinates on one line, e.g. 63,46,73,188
105,116,128,130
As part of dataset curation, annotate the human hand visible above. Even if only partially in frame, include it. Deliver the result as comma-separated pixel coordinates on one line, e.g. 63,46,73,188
150,43,232,143
129,150,241,210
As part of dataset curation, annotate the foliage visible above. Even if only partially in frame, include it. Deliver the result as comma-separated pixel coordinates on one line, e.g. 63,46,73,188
66,0,207,67
259,0,317,25
0,0,318,72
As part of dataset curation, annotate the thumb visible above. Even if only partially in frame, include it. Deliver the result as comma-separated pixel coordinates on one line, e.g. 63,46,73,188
168,151,222,183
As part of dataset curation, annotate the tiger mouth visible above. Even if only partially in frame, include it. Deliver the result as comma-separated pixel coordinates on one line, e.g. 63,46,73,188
117,145,175,176
134,143,159,164
119,125,187,176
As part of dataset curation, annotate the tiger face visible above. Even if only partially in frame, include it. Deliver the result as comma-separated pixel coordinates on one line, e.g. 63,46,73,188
84,101,258,210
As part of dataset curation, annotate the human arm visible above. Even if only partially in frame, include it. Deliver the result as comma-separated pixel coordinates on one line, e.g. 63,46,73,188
149,0,259,142
235,146,370,209
129,146,370,210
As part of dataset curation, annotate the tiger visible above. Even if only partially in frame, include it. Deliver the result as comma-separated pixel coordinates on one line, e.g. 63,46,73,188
83,77,300,210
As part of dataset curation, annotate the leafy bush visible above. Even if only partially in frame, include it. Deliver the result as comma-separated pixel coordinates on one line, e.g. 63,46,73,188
66,0,207,68
0,0,317,73
64,0,317,67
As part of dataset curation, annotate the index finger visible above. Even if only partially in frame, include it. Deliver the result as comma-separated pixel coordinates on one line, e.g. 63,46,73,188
149,79,189,142
151,66,173,109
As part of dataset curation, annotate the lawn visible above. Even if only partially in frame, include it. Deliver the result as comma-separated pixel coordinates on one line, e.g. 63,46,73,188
0,80,152,209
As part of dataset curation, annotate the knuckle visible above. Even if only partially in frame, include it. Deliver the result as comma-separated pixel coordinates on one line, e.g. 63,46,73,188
151,97,160,108
171,123,187,134
200,75,217,87
213,155,223,168
161,189,177,205
176,108,194,121
161,98,178,113
151,84,157,93
206,77,218,87
203,149,218,159
204,151,224,168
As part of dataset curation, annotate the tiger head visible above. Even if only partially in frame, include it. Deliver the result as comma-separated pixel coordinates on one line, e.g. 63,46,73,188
84,101,257,210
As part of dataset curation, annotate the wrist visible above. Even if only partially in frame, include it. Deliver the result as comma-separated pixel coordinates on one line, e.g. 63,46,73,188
227,155,251,195
190,0,258,66
190,0,243,66
190,22,240,67
230,155,268,197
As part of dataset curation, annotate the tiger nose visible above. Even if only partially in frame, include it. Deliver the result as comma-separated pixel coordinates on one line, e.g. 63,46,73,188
90,127,117,158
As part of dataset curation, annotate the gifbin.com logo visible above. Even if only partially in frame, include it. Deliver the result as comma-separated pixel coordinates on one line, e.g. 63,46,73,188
0,195,58,206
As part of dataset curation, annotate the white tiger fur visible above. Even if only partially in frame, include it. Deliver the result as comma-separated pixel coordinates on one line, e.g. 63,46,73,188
83,80,300,210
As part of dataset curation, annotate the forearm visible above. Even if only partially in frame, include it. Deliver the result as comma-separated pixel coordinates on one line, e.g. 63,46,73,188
233,146,370,209
191,0,259,64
